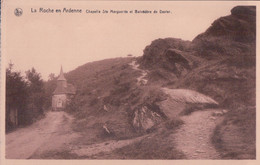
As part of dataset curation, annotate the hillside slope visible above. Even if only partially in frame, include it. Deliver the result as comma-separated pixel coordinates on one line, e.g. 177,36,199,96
57,6,256,159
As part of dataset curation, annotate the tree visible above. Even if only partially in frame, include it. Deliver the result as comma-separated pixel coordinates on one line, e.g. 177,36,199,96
43,73,57,109
48,73,56,81
6,64,48,131
26,68,44,93
25,68,45,115
6,63,29,130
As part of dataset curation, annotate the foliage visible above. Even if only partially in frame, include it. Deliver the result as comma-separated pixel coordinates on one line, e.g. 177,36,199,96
25,68,45,115
6,63,29,130
6,64,47,131
43,73,57,109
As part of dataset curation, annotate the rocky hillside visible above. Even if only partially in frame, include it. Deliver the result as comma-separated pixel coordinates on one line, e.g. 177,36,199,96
140,6,255,104
60,6,255,159
139,6,256,159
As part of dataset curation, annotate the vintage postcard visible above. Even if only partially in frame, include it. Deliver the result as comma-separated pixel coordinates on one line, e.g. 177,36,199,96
0,0,259,165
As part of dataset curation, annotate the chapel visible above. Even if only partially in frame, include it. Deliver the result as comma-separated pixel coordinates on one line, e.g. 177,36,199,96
52,66,76,111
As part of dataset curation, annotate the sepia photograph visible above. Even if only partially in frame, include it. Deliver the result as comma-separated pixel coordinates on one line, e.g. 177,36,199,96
0,0,258,163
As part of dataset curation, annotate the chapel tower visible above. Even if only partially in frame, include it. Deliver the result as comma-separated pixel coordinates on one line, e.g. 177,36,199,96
52,66,75,111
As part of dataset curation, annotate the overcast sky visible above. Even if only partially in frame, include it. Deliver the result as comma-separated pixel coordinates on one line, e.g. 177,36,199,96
4,1,254,80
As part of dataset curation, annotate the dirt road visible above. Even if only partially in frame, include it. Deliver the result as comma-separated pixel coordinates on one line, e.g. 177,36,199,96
6,111,79,159
6,111,148,159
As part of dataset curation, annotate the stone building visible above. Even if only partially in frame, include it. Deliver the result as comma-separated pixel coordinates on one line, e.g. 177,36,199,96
52,66,76,111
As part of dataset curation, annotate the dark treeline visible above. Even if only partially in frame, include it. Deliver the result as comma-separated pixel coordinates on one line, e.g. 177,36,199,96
6,63,56,132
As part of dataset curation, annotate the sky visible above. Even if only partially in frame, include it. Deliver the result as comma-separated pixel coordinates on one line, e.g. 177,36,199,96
3,1,254,80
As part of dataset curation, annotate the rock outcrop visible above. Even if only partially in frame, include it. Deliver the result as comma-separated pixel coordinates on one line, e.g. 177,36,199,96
132,104,164,132
141,38,192,67
192,6,256,58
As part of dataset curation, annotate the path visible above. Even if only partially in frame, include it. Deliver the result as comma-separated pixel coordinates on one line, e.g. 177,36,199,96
173,110,222,159
164,88,226,159
163,87,224,159
129,60,148,85
130,59,223,159
6,111,79,159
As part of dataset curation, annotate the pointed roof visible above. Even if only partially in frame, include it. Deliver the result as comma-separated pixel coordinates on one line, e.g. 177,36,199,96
53,83,76,95
53,66,76,95
57,66,66,81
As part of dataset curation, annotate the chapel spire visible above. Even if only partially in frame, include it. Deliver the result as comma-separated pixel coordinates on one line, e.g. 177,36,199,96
57,66,66,81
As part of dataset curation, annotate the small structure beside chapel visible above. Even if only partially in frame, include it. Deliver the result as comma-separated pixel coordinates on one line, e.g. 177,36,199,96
52,66,76,111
